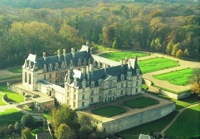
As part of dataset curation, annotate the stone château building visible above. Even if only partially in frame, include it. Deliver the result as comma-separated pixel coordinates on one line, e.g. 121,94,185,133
22,45,142,109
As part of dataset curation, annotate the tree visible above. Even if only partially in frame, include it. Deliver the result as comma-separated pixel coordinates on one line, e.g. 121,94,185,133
171,43,180,56
184,48,189,57
57,124,75,139
14,121,21,133
150,38,162,51
191,69,200,96
166,41,173,55
78,114,93,139
112,40,118,49
51,105,79,137
21,114,35,128
176,49,183,57
21,127,32,139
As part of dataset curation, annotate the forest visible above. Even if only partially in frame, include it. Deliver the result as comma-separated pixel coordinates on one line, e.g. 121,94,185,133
0,0,199,68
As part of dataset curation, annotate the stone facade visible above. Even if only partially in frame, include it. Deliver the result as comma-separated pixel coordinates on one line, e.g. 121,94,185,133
22,45,142,109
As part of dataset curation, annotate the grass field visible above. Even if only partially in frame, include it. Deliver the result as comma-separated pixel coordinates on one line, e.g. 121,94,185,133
0,93,6,105
92,106,126,117
124,97,159,108
138,57,179,74
166,104,200,139
0,86,24,103
0,108,23,125
100,51,148,61
8,67,22,73
154,68,194,86
118,111,178,139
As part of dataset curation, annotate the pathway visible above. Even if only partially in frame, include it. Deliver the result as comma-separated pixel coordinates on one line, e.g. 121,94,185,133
0,68,21,80
161,103,200,134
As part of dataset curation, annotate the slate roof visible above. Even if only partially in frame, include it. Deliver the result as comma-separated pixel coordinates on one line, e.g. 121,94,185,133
25,45,91,71
67,59,141,89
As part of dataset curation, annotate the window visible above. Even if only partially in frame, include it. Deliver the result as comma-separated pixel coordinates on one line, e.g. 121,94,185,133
136,88,138,93
82,102,84,107
82,88,85,93
82,94,85,100
136,81,139,86
29,73,31,84
67,92,69,97
91,90,94,95
25,72,27,83
49,74,52,78
74,94,76,100
121,90,123,95
56,72,58,77
99,95,101,101
91,97,93,103
73,102,76,107
44,75,46,80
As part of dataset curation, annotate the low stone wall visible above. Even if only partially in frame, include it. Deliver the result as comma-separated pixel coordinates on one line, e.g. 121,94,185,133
0,78,22,85
160,90,191,100
10,85,29,96
21,110,44,122
17,101,35,109
100,102,176,134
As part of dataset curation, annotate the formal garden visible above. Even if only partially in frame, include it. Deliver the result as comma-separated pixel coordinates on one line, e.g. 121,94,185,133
91,106,126,117
124,97,159,108
0,86,24,103
99,51,149,61
138,57,179,74
154,68,194,86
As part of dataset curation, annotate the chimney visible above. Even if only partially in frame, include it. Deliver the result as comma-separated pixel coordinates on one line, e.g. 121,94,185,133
57,50,60,61
63,49,66,59
120,60,123,67
71,48,75,58
135,56,138,61
43,52,46,61
89,64,93,71
86,66,89,73
81,67,86,73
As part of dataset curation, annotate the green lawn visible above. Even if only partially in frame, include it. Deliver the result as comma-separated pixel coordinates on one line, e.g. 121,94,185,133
154,68,194,86
8,67,22,73
138,57,179,74
0,108,24,125
124,97,159,108
100,51,148,61
0,86,24,103
166,104,200,139
92,106,126,117
0,93,6,105
118,111,178,139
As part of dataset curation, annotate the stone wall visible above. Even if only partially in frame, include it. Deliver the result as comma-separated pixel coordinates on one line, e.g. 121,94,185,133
99,102,176,134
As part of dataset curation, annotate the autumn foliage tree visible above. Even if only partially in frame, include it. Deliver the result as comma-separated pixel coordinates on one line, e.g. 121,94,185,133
191,69,200,96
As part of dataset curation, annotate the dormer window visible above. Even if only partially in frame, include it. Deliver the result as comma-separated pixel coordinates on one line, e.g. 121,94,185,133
136,69,140,75
91,81,95,88
43,64,47,72
55,62,59,70
61,61,65,69
49,63,53,71
121,74,124,81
